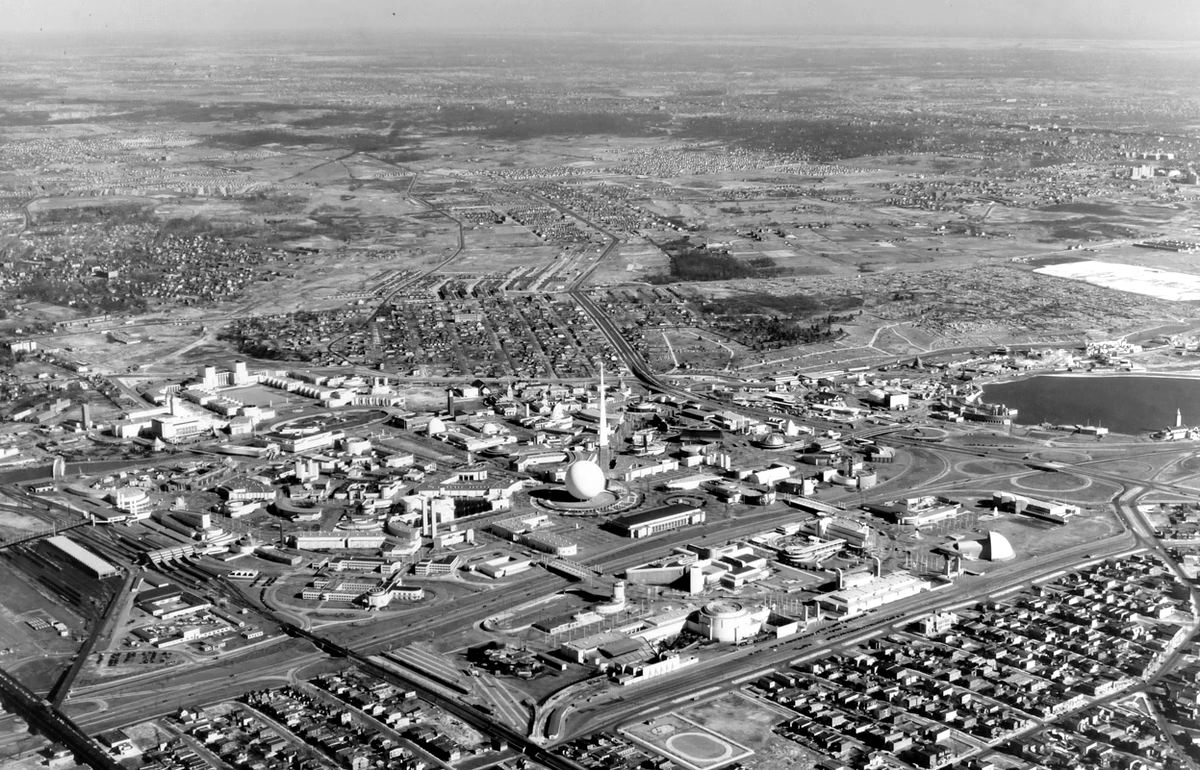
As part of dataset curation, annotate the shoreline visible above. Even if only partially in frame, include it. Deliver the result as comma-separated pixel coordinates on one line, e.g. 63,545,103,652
979,369,1200,439
979,368,1200,388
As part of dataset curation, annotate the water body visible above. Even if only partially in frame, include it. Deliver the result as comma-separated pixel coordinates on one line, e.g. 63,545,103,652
981,374,1200,435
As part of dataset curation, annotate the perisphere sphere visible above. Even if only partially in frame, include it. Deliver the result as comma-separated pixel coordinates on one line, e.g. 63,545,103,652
564,460,606,500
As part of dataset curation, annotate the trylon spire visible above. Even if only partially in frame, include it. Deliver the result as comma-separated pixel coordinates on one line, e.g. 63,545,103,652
598,364,609,467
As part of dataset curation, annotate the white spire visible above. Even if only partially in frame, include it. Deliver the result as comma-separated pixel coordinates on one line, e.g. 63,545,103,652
598,364,609,464
1178,408,1183,428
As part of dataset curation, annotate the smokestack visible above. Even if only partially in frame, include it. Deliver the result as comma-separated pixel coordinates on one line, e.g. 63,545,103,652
446,389,454,417
835,568,845,590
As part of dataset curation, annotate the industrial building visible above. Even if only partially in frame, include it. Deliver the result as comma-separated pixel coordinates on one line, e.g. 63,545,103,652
608,504,706,539
865,496,963,527
290,532,391,551
46,535,120,578
135,585,212,620
475,555,534,579
798,514,873,551
819,572,929,618
152,414,205,442
772,534,846,565
490,513,579,556
992,491,1080,523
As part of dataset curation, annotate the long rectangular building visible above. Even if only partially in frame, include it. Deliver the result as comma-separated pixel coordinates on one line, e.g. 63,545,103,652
46,535,120,578
819,572,928,618
609,504,705,539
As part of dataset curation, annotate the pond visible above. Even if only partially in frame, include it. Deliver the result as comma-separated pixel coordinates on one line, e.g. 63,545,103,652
981,374,1200,435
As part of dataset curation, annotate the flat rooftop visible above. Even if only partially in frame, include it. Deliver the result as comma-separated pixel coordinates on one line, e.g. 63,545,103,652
47,535,119,577
611,503,701,528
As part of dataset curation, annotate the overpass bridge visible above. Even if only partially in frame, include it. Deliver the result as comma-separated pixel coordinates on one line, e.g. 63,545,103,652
0,666,123,770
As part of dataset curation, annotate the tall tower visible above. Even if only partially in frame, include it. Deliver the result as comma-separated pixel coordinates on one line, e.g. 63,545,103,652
598,364,609,467
1177,408,1183,428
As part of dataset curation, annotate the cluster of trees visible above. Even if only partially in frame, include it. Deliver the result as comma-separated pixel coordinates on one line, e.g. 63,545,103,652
679,115,924,159
30,201,155,227
219,311,339,362
433,105,664,141
713,315,843,350
695,292,860,351
700,292,859,318
648,237,758,284
219,328,307,361
16,276,148,314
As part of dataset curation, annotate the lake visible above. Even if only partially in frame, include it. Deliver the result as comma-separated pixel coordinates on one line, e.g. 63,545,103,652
980,374,1200,435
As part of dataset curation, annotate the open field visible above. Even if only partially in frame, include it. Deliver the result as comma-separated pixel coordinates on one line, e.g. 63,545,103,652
0,507,48,540
0,560,88,692
677,692,822,770
623,711,755,770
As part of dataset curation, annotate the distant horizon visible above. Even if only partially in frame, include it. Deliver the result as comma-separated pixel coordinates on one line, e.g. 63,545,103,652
6,0,1200,43
3,27,1200,48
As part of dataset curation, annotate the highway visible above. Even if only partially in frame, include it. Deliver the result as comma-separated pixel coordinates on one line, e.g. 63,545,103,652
276,624,589,770
71,641,322,732
544,191,712,409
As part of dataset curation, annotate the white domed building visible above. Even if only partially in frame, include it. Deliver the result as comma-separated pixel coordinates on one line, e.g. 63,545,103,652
564,459,606,501
753,432,788,450
427,417,447,437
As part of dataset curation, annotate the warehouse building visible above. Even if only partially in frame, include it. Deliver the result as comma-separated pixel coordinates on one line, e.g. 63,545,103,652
608,504,705,539
46,535,120,578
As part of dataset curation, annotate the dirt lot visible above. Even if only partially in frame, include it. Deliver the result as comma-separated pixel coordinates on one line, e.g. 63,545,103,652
677,692,825,770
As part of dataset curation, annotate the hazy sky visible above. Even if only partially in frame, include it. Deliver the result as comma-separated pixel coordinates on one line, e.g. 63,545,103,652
7,0,1200,40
